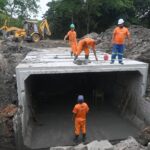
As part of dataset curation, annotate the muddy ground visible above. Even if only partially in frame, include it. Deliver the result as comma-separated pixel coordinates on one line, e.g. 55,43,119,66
0,25,150,149
0,39,68,150
0,39,68,107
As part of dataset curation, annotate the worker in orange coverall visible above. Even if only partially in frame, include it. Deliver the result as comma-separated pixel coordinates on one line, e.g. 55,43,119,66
111,18,130,64
64,23,77,56
74,37,100,64
72,95,89,144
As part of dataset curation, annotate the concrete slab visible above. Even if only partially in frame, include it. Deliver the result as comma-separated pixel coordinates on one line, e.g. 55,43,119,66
16,48,148,95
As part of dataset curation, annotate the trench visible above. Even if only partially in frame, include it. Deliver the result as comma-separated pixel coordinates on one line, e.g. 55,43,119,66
24,71,142,149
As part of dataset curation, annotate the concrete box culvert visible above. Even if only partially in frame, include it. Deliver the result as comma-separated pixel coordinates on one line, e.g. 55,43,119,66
15,48,149,149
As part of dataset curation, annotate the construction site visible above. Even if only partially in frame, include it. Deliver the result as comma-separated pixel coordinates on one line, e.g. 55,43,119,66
0,25,150,150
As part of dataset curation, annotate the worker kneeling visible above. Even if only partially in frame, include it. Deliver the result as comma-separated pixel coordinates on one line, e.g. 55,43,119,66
74,37,100,64
72,95,89,144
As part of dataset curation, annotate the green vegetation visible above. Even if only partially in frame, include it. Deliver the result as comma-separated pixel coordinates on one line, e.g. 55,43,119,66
0,0,39,28
0,0,150,38
5,0,39,18
0,13,22,27
45,0,150,38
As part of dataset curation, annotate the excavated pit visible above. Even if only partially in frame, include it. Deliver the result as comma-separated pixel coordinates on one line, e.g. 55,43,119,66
15,48,149,149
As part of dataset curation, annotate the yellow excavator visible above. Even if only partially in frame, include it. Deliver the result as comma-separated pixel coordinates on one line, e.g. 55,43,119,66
0,20,26,40
23,19,51,42
0,19,51,42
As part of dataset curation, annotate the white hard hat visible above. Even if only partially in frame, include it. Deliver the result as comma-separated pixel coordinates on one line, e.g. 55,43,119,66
118,18,124,25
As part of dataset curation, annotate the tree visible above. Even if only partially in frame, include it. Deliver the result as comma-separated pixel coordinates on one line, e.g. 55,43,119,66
133,0,150,27
0,0,7,11
46,0,102,38
45,0,149,38
5,0,39,18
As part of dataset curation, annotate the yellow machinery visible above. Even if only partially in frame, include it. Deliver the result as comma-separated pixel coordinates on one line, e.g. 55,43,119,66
0,20,26,40
23,19,51,42
0,19,51,42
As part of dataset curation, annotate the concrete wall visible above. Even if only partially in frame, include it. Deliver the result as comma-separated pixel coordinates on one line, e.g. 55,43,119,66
15,50,149,149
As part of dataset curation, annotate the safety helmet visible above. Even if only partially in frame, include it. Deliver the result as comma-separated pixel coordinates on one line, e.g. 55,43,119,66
77,95,84,102
118,18,124,25
70,23,75,29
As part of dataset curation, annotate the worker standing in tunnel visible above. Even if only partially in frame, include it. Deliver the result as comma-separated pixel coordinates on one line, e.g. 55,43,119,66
64,23,78,56
72,95,89,144
73,37,100,64
111,18,130,64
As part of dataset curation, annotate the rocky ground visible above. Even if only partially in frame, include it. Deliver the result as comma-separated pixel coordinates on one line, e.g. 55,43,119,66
0,25,150,149
50,137,147,150
0,39,68,150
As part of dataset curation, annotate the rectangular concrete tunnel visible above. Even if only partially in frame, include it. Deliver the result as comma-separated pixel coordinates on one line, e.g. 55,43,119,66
15,48,149,149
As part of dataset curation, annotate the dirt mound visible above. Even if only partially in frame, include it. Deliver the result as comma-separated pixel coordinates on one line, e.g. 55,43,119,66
0,39,68,107
83,32,99,39
0,39,69,149
0,41,30,107
23,39,68,49
94,25,150,63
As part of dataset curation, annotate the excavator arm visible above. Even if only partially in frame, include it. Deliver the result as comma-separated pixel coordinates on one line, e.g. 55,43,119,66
0,20,26,40
39,19,51,38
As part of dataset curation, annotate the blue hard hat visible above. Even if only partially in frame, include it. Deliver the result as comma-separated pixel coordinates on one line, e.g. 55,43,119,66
77,95,84,102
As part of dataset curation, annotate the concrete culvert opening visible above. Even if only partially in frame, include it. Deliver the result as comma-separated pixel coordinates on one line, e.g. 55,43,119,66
24,71,141,149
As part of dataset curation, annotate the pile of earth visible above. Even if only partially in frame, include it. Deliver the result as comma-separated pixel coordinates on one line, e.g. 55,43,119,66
0,39,68,107
86,25,150,62
0,39,68,149
0,41,31,107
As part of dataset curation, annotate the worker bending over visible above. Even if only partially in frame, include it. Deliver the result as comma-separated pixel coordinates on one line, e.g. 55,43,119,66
72,95,89,144
74,37,100,63
111,18,130,64
64,23,77,56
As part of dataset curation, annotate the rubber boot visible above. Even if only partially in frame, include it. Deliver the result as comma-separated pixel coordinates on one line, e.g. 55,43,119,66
85,55,89,59
73,135,79,144
119,61,124,65
73,55,78,64
70,51,73,57
74,55,78,60
84,55,90,64
82,134,86,144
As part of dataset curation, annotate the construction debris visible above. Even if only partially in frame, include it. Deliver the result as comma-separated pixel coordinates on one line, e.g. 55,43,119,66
87,140,113,150
50,137,147,150
0,104,17,118
0,104,17,137
114,136,146,150
139,126,150,146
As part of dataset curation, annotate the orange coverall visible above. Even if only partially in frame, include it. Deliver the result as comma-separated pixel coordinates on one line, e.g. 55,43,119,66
67,30,77,54
112,27,130,44
76,37,96,56
72,102,89,135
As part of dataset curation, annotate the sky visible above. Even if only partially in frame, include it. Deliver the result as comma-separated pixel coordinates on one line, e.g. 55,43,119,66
36,0,50,20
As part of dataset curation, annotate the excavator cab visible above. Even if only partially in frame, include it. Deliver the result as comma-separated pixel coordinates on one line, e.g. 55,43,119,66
23,20,40,42
23,19,51,42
